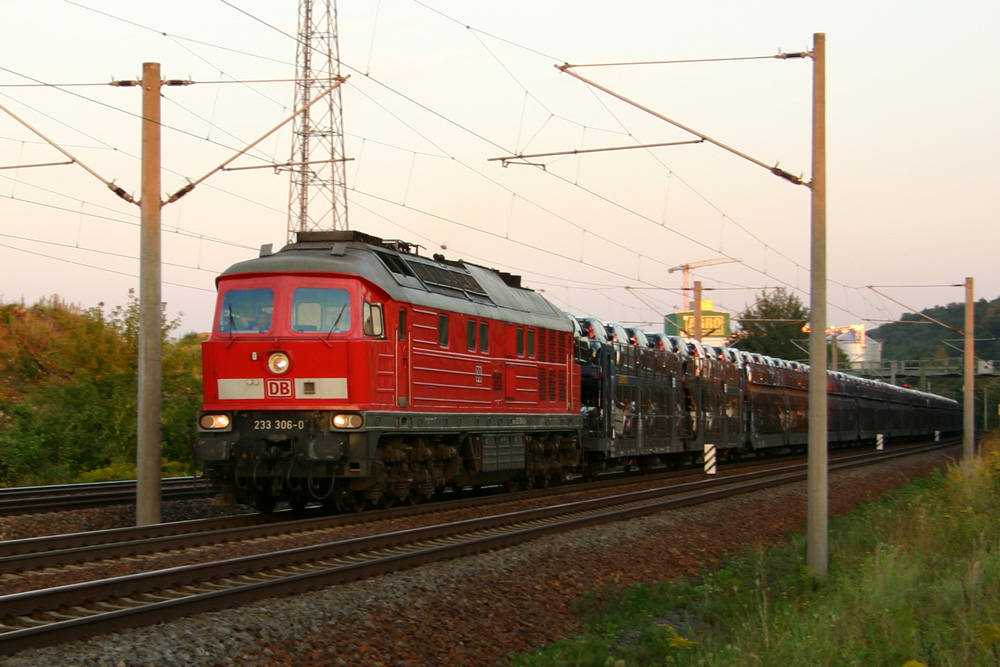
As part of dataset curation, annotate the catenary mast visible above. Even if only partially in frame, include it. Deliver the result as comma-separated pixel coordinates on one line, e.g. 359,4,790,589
287,0,348,241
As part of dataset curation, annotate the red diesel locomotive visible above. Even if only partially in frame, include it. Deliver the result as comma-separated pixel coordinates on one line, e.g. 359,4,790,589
194,230,582,512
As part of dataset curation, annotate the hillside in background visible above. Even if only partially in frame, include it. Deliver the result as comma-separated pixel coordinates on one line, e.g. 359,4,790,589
0,294,201,487
869,296,1000,361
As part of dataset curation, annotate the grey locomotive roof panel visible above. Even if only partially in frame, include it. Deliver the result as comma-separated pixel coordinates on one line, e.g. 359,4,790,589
218,231,572,332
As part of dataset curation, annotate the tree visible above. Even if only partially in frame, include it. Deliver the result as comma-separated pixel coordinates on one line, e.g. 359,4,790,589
729,288,810,361
0,293,202,486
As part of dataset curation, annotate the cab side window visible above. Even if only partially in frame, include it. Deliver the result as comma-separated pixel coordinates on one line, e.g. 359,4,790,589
467,319,476,351
479,321,489,353
438,314,449,347
363,303,384,337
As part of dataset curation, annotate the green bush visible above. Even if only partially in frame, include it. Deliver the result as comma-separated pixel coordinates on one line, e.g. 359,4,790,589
0,293,202,487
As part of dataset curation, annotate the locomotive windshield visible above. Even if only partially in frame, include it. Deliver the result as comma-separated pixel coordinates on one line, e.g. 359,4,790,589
292,287,351,333
218,288,273,334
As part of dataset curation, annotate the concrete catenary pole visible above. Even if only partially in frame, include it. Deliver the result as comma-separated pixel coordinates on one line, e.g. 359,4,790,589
807,33,828,579
964,277,975,460
137,62,162,526
693,281,703,342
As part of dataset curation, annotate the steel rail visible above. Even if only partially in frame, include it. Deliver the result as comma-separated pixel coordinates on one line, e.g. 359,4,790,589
0,451,792,562
0,443,899,571
0,478,210,517
0,440,957,656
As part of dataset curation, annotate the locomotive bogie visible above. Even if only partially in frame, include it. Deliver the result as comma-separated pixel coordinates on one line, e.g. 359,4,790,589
199,411,581,511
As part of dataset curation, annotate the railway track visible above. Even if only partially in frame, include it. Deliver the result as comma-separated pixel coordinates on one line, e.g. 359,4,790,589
0,478,211,516
0,443,889,572
0,440,958,656
0,457,791,576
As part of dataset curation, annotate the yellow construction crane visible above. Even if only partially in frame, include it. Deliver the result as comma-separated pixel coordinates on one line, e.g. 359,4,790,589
667,258,742,310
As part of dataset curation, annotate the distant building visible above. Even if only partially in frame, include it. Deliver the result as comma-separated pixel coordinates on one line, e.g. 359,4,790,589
830,324,881,368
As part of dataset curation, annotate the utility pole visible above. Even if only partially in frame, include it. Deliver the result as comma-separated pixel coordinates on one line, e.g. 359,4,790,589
693,281,703,342
806,32,828,579
546,39,825,571
964,277,975,459
8,54,340,526
287,0,349,240
137,62,162,526
984,385,989,433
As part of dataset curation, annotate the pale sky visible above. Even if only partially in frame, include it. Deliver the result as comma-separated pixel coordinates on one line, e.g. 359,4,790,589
1,1,997,335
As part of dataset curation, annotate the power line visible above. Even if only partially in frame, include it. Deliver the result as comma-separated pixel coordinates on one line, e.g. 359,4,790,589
0,3,896,330
564,53,804,68
0,240,215,293
0,230,217,275
0,179,260,252
64,0,293,67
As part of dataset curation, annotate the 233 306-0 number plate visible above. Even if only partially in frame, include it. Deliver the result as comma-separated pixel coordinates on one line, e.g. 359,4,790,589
253,419,306,431
245,413,311,432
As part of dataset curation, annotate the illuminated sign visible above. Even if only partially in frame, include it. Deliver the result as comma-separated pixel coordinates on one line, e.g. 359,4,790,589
664,311,731,339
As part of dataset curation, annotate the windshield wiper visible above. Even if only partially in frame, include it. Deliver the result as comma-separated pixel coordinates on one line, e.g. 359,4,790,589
225,309,236,347
323,304,347,346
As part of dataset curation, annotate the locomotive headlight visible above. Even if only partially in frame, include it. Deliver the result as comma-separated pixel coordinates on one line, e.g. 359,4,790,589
332,413,363,429
199,413,232,430
267,352,290,374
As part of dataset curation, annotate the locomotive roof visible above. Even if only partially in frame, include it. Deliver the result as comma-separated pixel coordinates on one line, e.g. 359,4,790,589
218,230,573,331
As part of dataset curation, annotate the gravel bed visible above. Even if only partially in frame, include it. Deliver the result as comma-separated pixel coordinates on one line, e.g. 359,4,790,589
0,500,253,542
1,449,956,667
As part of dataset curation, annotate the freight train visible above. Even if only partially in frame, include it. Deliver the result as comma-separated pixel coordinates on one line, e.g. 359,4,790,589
193,230,962,512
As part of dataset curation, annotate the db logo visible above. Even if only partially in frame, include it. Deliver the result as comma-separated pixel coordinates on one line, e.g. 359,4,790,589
265,379,294,398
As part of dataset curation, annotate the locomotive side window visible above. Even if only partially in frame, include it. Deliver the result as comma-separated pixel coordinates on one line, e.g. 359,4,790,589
479,321,489,353
516,327,524,356
219,288,274,334
527,329,536,358
438,314,449,347
466,319,476,351
363,303,384,337
292,288,351,333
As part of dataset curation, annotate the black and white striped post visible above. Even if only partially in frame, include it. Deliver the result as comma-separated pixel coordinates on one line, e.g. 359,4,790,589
703,443,717,475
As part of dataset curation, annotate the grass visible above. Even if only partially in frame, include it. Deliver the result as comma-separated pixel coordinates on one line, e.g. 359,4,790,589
510,435,1000,667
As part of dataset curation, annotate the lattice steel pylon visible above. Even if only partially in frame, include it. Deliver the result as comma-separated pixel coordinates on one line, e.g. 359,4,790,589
287,0,349,241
